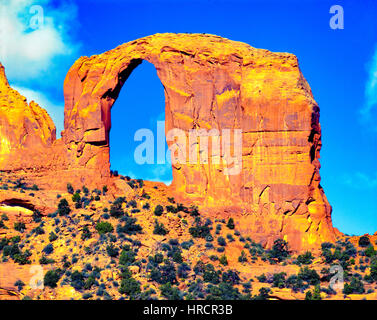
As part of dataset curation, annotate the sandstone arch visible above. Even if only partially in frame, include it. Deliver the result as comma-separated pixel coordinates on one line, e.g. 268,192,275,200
0,33,336,250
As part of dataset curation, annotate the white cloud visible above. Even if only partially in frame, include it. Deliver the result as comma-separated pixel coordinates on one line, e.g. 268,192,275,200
343,171,377,189
0,0,79,138
13,86,65,137
361,45,377,127
0,0,78,80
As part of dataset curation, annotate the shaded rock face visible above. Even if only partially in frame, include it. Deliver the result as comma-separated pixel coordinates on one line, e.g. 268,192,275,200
0,33,336,250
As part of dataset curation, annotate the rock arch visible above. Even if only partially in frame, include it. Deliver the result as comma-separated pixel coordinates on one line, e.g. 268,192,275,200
0,33,336,250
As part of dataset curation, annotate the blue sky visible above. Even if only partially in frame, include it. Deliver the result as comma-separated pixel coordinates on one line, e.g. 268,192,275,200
2,0,377,235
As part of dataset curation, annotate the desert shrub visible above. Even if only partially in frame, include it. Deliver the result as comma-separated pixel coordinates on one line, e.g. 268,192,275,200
189,224,210,239
72,192,81,203
160,283,181,300
222,270,240,285
298,266,320,286
58,199,71,216
177,263,191,279
70,270,85,290
119,248,136,266
119,277,141,297
226,218,235,230
181,240,194,250
42,244,54,255
206,282,243,300
67,183,74,194
172,249,183,264
154,205,164,216
13,251,31,265
81,226,92,240
14,222,26,233
219,254,228,266
49,231,58,242
116,216,142,235
203,264,221,284
296,251,314,265
364,245,376,258
39,255,55,265
149,253,164,265
153,220,168,236
369,258,377,282
269,239,290,262
14,280,25,290
32,210,42,223
166,205,177,213
253,287,271,300
272,272,287,288
95,222,113,235
305,284,321,300
283,275,305,292
150,261,177,285
359,236,371,248
217,236,226,247
44,269,61,288
33,226,45,235
256,274,267,283
343,276,365,294
238,250,248,263
106,244,119,258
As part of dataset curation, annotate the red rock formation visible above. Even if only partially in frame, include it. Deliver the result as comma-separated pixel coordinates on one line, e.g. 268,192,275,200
0,63,56,169
0,34,336,250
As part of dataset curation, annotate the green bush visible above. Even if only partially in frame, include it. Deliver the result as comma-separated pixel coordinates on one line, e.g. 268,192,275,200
153,220,168,236
119,249,136,265
119,277,141,297
95,221,113,235
343,276,365,295
49,231,58,242
106,244,119,258
269,239,290,262
296,251,314,265
365,245,376,258
219,254,228,266
160,283,181,300
359,236,371,248
14,222,26,232
154,205,164,216
81,225,92,240
110,197,125,218
58,199,71,216
238,250,248,263
226,218,235,229
298,266,320,286
44,269,61,288
67,183,74,194
116,216,142,235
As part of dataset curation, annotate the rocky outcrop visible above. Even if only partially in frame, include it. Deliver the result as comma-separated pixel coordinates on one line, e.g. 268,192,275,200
0,34,336,250
0,64,56,169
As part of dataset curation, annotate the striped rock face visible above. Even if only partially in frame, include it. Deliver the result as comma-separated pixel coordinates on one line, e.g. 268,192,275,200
0,33,336,250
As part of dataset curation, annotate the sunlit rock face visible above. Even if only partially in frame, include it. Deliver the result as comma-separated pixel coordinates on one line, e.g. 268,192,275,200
0,63,56,167
0,34,336,250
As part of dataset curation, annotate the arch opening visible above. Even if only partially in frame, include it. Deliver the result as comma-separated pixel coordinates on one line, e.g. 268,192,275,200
109,60,172,185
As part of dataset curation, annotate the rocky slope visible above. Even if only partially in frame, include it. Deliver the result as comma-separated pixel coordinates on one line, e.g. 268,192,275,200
0,174,376,300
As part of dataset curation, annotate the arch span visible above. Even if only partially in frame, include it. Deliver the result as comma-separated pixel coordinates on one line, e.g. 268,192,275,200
0,33,336,250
